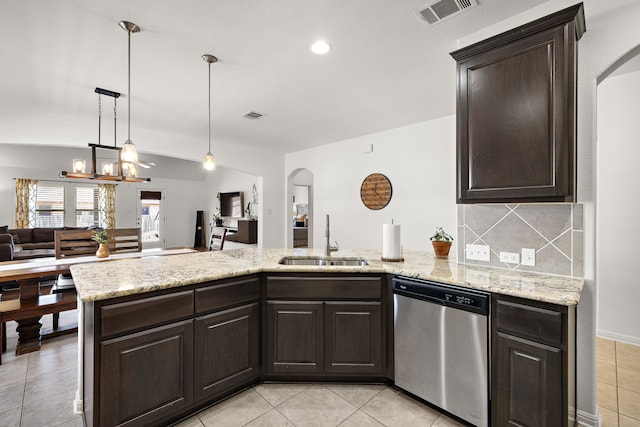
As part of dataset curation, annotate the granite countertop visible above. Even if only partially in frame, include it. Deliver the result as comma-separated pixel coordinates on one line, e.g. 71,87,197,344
70,248,584,306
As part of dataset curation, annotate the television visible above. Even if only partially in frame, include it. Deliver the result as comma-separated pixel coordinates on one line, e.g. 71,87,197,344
219,191,244,218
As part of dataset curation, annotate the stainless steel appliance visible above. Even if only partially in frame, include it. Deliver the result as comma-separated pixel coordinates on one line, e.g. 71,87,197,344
393,277,490,427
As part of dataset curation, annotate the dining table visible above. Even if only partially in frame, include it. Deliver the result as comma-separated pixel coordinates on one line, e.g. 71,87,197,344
0,247,195,356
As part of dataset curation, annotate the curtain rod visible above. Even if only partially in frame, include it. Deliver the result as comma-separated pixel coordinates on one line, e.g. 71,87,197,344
12,178,118,185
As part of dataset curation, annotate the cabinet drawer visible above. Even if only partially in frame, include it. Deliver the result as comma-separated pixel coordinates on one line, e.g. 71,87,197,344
495,299,563,346
266,276,381,300
195,278,260,314
101,290,194,338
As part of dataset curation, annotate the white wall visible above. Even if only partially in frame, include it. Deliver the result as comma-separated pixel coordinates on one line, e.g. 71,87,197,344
203,166,259,235
210,143,284,248
597,69,640,345
286,116,456,255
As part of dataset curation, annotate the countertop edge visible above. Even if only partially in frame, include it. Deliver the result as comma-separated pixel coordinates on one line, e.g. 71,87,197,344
71,249,583,306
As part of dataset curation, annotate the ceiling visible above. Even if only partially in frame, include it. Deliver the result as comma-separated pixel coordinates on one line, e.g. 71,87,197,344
1,0,554,163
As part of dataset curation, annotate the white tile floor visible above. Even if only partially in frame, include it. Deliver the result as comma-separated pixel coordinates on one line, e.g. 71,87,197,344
1,311,465,427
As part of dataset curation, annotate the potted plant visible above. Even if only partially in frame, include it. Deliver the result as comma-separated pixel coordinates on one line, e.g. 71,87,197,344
430,227,453,259
92,229,109,258
212,193,224,226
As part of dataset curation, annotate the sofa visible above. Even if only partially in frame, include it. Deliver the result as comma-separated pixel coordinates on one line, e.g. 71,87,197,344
0,226,84,262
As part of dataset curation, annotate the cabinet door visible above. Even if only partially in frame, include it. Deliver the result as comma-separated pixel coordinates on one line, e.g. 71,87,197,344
493,332,562,427
237,220,257,244
100,319,194,427
324,302,382,374
451,4,585,203
266,301,323,374
195,303,260,401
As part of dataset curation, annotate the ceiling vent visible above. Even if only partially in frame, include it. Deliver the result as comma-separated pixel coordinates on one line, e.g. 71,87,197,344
417,0,478,25
243,111,264,120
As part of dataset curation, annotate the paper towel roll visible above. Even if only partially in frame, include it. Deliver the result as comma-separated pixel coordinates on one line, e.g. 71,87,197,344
382,224,401,260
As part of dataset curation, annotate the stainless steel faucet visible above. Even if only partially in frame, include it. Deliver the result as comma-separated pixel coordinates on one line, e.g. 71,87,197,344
325,214,339,256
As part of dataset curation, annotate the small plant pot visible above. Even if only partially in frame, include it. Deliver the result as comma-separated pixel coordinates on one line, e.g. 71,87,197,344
432,241,452,259
96,243,109,258
215,219,223,227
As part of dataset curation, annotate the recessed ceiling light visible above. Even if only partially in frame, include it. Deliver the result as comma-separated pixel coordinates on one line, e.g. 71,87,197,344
311,40,331,55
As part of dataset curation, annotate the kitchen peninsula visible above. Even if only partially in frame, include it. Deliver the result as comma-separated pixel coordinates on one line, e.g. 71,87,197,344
72,248,583,426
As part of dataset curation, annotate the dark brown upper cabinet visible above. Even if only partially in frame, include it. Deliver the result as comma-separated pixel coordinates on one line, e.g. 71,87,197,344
451,3,585,204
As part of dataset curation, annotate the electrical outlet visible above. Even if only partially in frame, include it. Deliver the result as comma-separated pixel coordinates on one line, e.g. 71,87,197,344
466,244,490,262
499,251,520,264
521,248,536,266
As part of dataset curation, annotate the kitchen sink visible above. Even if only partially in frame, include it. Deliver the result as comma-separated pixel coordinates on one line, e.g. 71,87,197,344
278,256,369,266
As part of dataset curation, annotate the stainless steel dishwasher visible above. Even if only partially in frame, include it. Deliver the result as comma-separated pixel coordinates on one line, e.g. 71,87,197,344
393,277,490,427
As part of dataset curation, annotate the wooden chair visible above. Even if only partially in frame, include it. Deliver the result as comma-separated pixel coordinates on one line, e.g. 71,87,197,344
55,229,98,259
209,227,227,251
107,228,142,254
1,293,5,353
52,229,99,330
52,228,142,329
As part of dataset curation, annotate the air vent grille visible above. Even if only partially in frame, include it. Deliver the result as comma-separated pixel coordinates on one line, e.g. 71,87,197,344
417,0,478,25
243,111,264,120
419,8,438,24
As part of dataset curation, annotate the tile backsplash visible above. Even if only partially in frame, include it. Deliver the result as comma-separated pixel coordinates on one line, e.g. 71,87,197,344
457,204,583,277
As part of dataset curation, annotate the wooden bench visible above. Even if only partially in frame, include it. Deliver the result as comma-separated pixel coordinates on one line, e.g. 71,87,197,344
0,291,77,364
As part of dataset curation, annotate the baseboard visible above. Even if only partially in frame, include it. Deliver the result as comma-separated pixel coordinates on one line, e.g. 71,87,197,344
597,329,640,346
577,408,600,427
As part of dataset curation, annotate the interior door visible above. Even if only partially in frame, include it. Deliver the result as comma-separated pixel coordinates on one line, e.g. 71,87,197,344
137,189,165,249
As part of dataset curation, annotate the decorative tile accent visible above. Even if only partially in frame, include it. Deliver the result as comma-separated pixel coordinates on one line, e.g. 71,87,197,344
459,204,584,277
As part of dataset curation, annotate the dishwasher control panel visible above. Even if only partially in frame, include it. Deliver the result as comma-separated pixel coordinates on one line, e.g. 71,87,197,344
393,277,489,315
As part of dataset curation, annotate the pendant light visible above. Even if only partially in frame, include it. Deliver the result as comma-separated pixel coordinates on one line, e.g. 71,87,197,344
120,20,140,164
202,54,218,171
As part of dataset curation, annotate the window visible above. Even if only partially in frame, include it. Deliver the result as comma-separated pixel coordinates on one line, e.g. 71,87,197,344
34,185,65,227
76,186,100,227
30,183,102,228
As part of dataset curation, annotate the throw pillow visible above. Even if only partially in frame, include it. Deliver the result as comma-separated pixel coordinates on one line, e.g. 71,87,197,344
0,225,7,234
11,233,20,244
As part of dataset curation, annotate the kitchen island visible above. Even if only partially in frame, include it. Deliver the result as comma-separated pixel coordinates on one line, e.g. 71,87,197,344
71,248,583,426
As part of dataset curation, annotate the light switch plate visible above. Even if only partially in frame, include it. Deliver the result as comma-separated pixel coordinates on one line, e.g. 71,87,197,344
521,248,536,266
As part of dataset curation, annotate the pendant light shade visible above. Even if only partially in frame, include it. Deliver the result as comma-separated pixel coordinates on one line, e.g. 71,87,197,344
203,152,216,171
202,54,218,171
120,20,140,164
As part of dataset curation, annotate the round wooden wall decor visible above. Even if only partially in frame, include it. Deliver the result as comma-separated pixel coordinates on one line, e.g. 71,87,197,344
360,173,392,210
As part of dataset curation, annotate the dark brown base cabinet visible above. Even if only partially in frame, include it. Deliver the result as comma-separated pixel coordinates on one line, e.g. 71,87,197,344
99,320,194,427
492,294,576,427
83,276,261,427
81,271,577,427
195,303,260,401
266,301,324,374
265,275,387,379
266,300,383,376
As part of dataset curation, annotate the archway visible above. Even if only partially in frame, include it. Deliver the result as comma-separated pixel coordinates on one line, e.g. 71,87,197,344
596,45,640,345
286,168,314,249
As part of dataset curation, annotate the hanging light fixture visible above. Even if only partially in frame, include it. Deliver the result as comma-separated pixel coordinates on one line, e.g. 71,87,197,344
202,54,218,171
59,87,150,183
120,20,140,164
